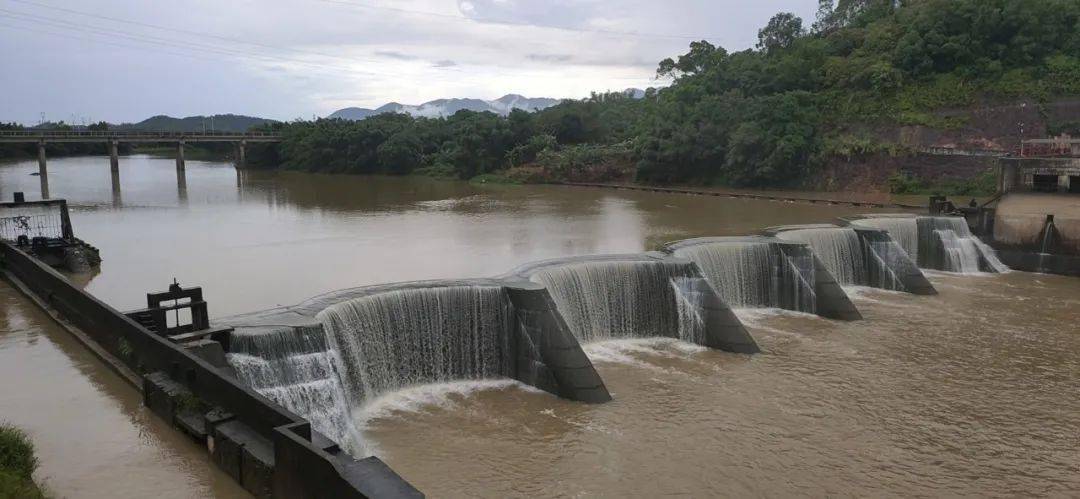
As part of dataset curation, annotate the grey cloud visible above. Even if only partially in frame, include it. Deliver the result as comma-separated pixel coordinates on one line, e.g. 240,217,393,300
0,0,817,124
526,53,574,63
374,51,420,61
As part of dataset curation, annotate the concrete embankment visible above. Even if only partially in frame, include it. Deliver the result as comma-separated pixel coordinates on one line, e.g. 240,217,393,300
989,193,1080,275
0,241,421,498
557,182,925,209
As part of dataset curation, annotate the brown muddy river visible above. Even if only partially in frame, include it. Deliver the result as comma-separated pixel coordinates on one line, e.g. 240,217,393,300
1,155,1078,497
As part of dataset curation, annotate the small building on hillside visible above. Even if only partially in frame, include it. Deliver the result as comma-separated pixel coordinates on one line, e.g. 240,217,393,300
1000,136,1080,194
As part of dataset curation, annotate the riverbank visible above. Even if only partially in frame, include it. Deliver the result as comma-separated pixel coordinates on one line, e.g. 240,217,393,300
0,424,45,498
0,281,248,497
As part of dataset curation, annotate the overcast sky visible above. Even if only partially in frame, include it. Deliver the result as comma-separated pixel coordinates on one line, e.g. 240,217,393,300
0,0,817,124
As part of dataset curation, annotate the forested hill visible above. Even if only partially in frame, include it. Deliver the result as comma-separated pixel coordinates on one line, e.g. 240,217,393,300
247,0,1079,192
118,114,278,132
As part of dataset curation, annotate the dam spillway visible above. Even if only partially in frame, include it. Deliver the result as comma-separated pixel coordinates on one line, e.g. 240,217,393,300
663,237,862,320
223,279,611,456
847,214,1009,273
766,224,936,295
509,254,759,353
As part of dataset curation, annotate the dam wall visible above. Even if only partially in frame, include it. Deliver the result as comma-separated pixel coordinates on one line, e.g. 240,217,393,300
844,214,1009,273
507,253,759,354
662,237,861,321
763,224,936,295
222,278,611,456
0,241,421,498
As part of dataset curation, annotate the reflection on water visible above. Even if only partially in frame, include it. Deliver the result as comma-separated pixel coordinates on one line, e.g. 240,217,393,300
0,282,247,498
0,155,906,315
2,156,1077,497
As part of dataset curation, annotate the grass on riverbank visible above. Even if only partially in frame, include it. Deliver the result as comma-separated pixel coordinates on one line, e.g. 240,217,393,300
886,168,997,197
0,424,46,498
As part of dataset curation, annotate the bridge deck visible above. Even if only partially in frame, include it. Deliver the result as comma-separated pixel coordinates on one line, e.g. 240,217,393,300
0,131,281,143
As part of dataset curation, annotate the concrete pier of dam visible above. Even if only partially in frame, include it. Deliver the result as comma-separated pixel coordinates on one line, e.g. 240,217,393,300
762,224,937,295
506,252,759,354
662,236,863,321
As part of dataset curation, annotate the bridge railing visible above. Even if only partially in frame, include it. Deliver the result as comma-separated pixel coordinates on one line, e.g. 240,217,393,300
0,130,281,139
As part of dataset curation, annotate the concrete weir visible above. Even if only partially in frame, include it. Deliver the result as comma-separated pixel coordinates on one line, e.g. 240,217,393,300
663,237,862,321
220,279,610,456
507,253,759,354
764,224,936,295
843,214,1009,274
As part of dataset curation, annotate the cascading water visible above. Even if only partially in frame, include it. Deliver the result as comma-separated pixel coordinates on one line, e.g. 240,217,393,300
671,242,816,314
850,217,919,259
864,239,907,291
227,285,517,456
528,260,706,344
228,325,362,453
916,216,1009,273
776,228,865,286
317,286,514,409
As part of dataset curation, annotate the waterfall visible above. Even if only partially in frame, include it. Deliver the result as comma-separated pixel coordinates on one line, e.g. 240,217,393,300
934,229,981,273
317,286,514,410
671,242,816,314
916,216,1009,273
776,227,866,286
850,217,918,259
227,285,517,456
865,240,907,291
779,248,818,313
528,260,706,344
228,325,362,454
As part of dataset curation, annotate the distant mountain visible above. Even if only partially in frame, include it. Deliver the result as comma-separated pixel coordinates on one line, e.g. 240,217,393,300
115,114,278,133
328,94,562,121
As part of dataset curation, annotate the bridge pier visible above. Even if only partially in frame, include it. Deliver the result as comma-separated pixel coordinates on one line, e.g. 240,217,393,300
177,163,188,205
176,140,185,172
237,140,246,167
109,140,119,173
111,170,122,207
37,140,49,199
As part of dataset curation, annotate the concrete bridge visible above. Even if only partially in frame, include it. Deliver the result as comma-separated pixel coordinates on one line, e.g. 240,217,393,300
0,130,281,199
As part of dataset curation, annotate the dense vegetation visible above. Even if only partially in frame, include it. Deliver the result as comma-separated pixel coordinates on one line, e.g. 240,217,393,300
7,1,1077,194
0,423,45,498
0,121,133,159
250,0,1078,191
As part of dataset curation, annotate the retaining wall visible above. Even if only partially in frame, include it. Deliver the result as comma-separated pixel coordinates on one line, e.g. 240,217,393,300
0,241,421,498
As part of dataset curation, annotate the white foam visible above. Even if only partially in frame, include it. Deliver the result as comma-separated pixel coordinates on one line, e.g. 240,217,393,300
733,307,822,323
841,285,907,303
582,337,705,367
354,379,535,426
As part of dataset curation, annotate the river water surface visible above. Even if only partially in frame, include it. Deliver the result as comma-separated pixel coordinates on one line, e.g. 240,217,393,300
1,155,1078,497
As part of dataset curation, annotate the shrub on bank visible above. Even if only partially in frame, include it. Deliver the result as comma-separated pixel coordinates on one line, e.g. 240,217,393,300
887,168,996,196
0,423,45,498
